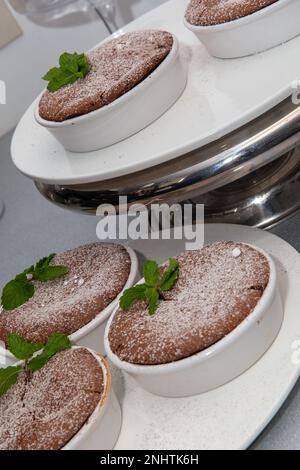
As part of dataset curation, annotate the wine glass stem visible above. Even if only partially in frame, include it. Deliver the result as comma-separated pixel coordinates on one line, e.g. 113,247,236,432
0,200,4,219
88,0,116,34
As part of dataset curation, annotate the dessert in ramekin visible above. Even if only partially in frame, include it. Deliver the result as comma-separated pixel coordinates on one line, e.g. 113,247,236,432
105,241,283,397
0,242,138,363
0,347,121,450
35,30,187,151
184,0,300,58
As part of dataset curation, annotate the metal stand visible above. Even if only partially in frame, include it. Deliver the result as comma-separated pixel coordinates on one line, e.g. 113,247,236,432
35,96,300,229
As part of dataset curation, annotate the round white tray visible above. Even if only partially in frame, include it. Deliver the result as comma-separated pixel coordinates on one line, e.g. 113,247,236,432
11,0,300,185
108,224,300,450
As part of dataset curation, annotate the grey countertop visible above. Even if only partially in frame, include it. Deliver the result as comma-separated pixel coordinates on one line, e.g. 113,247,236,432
0,130,300,450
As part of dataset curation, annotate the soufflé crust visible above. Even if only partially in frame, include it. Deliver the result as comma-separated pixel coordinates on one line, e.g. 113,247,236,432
0,243,131,344
185,0,278,26
0,348,104,450
39,30,173,122
108,241,270,365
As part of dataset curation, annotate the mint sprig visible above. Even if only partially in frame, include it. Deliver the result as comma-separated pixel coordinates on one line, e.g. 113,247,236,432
119,284,147,311
33,254,68,282
7,335,43,360
1,254,69,311
159,258,179,291
143,260,159,287
28,333,71,371
0,366,22,397
42,52,90,92
0,333,71,397
145,287,159,315
120,258,179,316
1,278,34,312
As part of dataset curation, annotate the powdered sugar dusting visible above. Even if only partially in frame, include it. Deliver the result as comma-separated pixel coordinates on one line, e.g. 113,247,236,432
109,241,270,365
0,243,131,344
232,247,241,257
39,30,173,122
185,0,278,26
0,348,104,450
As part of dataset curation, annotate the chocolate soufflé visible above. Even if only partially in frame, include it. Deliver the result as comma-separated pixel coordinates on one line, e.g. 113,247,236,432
39,30,173,122
185,0,278,26
0,243,131,344
0,348,104,450
108,241,270,365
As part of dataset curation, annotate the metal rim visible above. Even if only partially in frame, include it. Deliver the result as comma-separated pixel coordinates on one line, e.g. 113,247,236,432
36,97,300,217
195,150,300,229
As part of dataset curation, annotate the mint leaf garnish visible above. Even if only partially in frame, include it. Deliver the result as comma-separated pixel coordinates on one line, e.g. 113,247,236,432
33,253,68,282
34,254,55,271
159,258,179,292
1,254,69,311
119,258,179,316
35,265,68,282
0,366,22,397
1,278,34,311
119,284,147,311
28,333,71,371
7,334,43,360
143,260,159,288
0,333,71,397
145,287,159,316
42,52,90,92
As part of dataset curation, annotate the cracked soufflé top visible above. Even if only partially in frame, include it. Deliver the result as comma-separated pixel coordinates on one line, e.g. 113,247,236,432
39,30,173,122
108,241,270,365
0,243,131,344
185,0,278,26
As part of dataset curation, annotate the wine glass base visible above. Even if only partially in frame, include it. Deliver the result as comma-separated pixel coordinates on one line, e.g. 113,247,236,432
0,200,4,219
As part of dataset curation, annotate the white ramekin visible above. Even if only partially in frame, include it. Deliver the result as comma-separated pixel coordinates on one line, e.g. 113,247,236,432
184,0,300,58
0,244,139,366
63,348,121,450
34,33,187,152
3,347,121,450
104,244,283,398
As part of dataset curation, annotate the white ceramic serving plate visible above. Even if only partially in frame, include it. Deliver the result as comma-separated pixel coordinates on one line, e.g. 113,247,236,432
63,348,121,450
11,0,300,185
184,0,300,59
105,243,283,397
0,244,139,366
34,33,187,153
1,224,299,449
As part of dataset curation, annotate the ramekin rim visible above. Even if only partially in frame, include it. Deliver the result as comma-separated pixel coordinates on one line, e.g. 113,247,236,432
34,32,179,128
62,347,111,450
0,243,138,359
184,0,292,33
104,242,277,375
